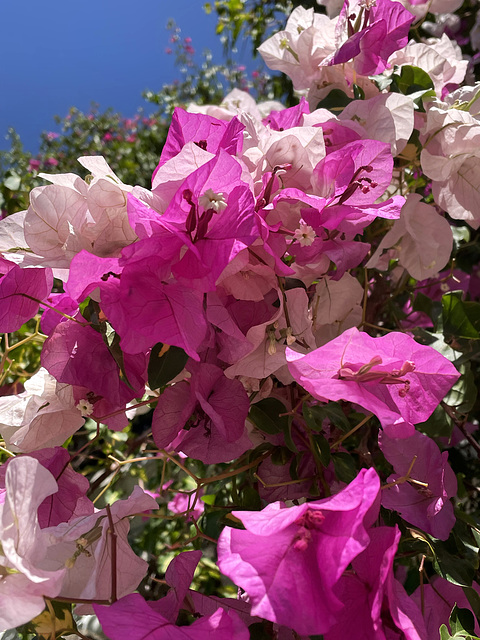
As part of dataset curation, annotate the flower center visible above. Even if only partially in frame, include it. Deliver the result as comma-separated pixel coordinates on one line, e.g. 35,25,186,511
292,508,325,552
338,356,415,395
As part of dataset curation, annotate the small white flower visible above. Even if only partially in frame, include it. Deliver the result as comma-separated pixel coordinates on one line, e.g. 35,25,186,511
293,221,316,247
76,399,94,417
198,188,228,213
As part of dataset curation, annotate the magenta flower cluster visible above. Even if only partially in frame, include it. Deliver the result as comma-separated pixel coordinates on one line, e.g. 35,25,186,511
0,0,478,637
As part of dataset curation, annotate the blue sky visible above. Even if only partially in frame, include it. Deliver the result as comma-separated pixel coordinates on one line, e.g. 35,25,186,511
0,0,255,152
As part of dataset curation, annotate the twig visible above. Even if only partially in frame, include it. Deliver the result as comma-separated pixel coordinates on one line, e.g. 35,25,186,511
441,401,480,458
106,504,117,603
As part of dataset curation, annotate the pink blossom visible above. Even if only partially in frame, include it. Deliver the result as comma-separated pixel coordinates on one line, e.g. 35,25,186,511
325,526,426,639
154,109,244,175
168,491,204,521
0,261,53,333
411,577,480,639
328,0,415,75
0,367,84,452
152,363,252,463
0,456,67,630
0,447,93,528
379,429,457,539
217,468,381,636
287,327,460,434
41,319,147,430
95,594,249,639
28,158,41,172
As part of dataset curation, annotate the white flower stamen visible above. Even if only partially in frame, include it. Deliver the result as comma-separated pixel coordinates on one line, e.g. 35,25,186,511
199,188,228,213
76,399,94,417
293,221,316,247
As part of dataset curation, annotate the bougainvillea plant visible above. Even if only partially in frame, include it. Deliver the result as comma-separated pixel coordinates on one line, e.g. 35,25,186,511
1,1,480,639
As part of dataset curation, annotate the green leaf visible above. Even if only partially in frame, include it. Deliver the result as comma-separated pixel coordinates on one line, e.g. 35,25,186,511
31,600,75,639
312,433,331,467
271,446,291,466
101,324,135,391
147,343,188,390
303,402,350,433
443,292,480,340
315,89,353,112
444,363,477,414
440,624,451,640
248,398,289,435
248,622,275,639
240,486,261,510
417,405,453,438
391,65,434,95
450,605,476,636
464,586,480,623
332,452,357,483
199,509,233,540
428,535,476,587
353,84,365,100
283,418,298,453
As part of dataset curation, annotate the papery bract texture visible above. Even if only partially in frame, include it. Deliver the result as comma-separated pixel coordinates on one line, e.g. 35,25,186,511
287,327,460,433
329,0,415,75
0,367,84,453
411,577,480,639
325,526,426,639
0,457,66,630
367,193,453,280
0,447,93,528
45,486,158,603
379,429,457,539
95,593,249,640
217,468,380,636
152,363,252,463
0,262,53,333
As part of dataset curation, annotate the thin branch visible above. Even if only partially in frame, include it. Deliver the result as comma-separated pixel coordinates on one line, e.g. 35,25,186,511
106,504,117,603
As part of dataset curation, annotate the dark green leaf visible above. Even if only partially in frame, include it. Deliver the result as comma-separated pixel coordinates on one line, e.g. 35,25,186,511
271,446,291,466
303,402,350,433
284,277,307,291
283,418,298,453
391,65,434,94
332,453,357,483
412,291,433,316
450,605,476,636
315,89,353,112
429,535,476,587
249,398,289,435
312,433,331,467
198,509,233,540
464,587,480,625
353,84,365,100
249,622,275,639
147,343,189,390
417,405,453,439
444,364,477,414
240,486,262,510
443,292,480,340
